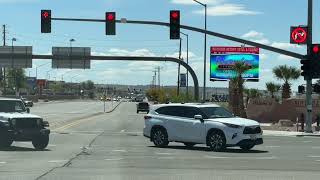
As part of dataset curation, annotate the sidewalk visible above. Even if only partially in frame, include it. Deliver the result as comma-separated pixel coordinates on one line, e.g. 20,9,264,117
263,130,320,137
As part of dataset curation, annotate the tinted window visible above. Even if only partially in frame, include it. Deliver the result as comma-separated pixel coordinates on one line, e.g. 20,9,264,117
0,100,26,113
182,107,202,118
155,106,184,116
200,107,234,119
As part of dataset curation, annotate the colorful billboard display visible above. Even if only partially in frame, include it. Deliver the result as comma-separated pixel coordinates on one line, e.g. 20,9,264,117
210,46,260,81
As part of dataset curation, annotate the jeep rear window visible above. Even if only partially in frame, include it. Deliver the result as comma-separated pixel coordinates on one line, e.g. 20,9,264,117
0,100,26,113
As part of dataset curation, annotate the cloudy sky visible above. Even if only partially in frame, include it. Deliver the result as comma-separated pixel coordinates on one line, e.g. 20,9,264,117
0,0,318,90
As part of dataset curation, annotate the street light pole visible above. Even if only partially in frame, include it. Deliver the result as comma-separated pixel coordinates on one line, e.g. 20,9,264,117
181,32,189,97
177,37,182,96
11,38,17,96
194,0,207,102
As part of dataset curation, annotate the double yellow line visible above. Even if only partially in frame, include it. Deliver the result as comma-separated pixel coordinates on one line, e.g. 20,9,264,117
53,113,103,132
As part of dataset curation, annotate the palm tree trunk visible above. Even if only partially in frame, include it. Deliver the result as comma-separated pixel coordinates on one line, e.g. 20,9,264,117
238,77,247,118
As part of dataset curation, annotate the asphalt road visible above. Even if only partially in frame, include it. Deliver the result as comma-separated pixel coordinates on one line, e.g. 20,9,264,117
1,101,320,180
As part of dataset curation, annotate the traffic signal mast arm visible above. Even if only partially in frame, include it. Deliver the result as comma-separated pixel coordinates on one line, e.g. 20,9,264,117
50,17,305,60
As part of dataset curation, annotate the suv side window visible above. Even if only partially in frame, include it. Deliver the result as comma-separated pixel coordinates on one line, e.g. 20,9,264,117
181,107,202,119
155,106,184,117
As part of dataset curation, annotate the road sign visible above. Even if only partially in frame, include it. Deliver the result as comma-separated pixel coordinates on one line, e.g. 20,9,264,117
210,46,260,81
290,26,308,44
26,77,37,89
0,46,32,68
180,73,186,87
52,47,91,69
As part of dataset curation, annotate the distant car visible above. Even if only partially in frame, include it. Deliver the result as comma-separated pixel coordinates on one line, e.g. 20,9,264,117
0,98,50,150
21,98,34,107
143,103,263,151
137,102,150,114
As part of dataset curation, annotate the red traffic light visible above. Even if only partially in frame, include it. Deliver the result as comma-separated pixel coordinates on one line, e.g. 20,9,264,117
313,45,319,54
171,11,179,19
42,11,49,18
106,13,115,21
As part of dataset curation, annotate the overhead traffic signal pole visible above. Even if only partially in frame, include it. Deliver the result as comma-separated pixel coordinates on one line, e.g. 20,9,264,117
305,0,313,133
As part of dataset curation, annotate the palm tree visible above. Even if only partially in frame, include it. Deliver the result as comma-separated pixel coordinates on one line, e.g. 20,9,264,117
231,62,251,118
273,65,300,99
265,82,281,98
244,88,262,107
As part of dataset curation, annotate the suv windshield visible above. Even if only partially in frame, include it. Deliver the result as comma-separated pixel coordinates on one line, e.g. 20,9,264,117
0,100,26,113
200,107,234,119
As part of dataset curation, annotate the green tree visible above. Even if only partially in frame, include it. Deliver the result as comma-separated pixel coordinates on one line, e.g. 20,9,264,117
265,82,281,98
50,82,64,94
6,68,26,95
273,65,300,99
230,62,251,118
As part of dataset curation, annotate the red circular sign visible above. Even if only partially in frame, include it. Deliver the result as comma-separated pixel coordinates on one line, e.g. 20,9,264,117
291,27,307,43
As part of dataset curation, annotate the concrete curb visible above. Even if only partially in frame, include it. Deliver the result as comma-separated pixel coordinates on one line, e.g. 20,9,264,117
263,130,320,137
105,101,122,113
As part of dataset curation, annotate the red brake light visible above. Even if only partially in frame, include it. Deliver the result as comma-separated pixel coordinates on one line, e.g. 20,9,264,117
144,116,152,120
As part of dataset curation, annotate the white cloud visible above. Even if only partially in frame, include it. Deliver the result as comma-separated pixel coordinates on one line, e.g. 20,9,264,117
194,4,261,16
171,0,222,5
271,42,302,50
165,51,196,60
260,53,267,60
241,30,270,45
277,54,297,61
241,31,264,39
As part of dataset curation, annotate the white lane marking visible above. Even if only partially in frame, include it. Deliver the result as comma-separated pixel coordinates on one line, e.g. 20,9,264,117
158,157,174,160
48,144,57,147
316,160,320,162
255,156,277,160
112,149,127,153
265,146,280,148
48,160,68,163
105,158,123,161
120,129,126,133
204,156,230,159
308,155,320,158
0,162,7,164
312,146,320,149
303,141,312,143
155,152,172,155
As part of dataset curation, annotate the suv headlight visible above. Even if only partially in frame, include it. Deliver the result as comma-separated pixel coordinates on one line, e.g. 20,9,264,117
223,123,241,129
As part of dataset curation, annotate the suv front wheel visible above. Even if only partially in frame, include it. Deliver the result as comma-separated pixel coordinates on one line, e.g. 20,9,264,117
207,130,226,152
151,128,169,147
32,134,49,150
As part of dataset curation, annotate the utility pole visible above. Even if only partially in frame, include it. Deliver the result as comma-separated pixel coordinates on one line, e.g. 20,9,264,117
2,25,7,95
305,0,313,133
177,37,182,96
153,70,157,89
157,66,160,90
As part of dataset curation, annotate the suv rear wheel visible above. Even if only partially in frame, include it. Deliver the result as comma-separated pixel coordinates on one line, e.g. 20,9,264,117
32,134,49,150
207,130,226,152
151,128,169,147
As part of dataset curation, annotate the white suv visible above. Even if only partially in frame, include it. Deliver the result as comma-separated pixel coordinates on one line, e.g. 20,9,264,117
143,103,263,151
